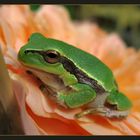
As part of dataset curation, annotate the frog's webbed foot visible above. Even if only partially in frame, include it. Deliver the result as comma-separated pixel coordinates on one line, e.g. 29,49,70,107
75,107,130,119
75,108,106,118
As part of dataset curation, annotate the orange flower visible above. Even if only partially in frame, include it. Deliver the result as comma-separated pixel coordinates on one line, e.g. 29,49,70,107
0,5,140,135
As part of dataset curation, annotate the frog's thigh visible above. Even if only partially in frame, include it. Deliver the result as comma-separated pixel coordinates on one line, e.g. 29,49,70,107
62,83,96,108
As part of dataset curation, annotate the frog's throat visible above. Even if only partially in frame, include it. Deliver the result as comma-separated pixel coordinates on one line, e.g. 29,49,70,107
25,68,73,108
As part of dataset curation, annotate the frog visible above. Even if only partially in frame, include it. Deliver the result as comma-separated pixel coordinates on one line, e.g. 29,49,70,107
18,33,132,118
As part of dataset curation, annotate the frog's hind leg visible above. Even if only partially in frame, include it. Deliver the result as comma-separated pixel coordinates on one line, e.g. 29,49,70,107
74,92,109,118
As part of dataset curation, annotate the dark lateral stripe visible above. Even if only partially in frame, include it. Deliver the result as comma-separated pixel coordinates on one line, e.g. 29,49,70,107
59,57,105,93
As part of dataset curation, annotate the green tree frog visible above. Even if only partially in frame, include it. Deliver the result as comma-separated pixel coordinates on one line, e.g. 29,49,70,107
18,33,132,118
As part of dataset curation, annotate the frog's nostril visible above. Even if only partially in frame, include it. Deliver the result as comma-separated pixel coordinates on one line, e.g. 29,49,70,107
24,50,37,54
24,50,29,54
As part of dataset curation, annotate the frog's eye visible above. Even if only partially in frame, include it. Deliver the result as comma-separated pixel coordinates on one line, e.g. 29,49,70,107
45,50,60,64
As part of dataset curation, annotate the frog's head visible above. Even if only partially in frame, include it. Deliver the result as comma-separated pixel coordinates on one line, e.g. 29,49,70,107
18,33,67,75
18,33,78,92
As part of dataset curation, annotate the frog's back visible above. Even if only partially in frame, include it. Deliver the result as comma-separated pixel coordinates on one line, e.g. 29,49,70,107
61,43,117,91
30,33,117,91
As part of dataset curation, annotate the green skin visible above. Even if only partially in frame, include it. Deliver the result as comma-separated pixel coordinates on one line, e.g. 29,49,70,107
18,33,132,118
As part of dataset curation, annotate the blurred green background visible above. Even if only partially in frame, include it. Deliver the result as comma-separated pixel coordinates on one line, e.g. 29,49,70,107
30,4,140,49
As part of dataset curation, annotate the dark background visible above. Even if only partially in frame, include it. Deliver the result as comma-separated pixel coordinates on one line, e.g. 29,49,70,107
30,4,140,49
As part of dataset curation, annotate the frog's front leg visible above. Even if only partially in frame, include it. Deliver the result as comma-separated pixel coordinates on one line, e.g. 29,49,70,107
57,83,96,108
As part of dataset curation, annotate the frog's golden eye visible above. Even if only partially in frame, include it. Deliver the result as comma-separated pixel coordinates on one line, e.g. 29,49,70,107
45,50,60,64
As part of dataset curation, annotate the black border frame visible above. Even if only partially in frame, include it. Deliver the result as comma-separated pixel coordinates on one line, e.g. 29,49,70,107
0,1,140,139
0,0,140,4
0,136,140,139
